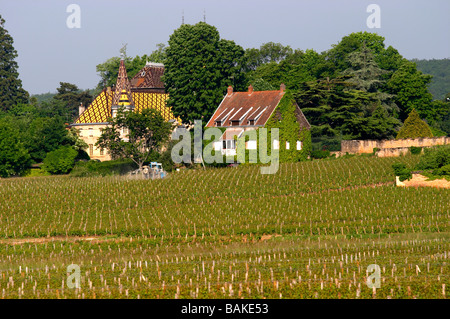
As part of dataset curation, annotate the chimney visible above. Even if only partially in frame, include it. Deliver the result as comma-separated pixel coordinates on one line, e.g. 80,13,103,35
280,83,286,93
248,85,253,95
227,85,233,96
79,102,85,115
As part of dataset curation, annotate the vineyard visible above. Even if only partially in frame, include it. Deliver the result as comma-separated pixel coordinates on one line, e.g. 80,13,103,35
0,155,448,299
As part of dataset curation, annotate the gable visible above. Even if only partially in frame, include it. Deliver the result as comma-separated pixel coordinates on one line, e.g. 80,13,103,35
206,90,284,128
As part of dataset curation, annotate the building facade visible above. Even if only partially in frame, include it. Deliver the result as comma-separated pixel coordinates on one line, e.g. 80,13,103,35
206,84,311,159
70,60,180,160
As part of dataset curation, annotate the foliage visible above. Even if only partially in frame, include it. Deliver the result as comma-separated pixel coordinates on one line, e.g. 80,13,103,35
30,92,56,104
147,43,167,64
294,77,399,140
42,145,78,175
95,47,164,90
70,159,138,177
66,127,89,152
263,92,311,162
96,107,172,170
310,150,331,159
325,32,390,74
409,146,422,155
396,109,433,139
163,22,246,123
24,168,51,177
244,42,293,71
53,82,93,120
386,60,434,121
414,58,450,100
22,116,71,163
248,49,328,91
415,145,450,171
0,15,29,111
392,163,412,181
0,124,31,177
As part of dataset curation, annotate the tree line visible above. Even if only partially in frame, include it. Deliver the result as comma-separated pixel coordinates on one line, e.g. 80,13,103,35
96,23,449,143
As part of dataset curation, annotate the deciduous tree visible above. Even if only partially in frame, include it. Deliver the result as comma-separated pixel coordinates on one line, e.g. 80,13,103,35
163,22,246,123
96,107,172,170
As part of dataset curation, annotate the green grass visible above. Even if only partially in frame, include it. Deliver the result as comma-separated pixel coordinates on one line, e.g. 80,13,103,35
0,154,448,299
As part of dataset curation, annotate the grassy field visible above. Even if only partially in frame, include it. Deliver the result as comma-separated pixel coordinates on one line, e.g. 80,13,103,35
0,154,448,299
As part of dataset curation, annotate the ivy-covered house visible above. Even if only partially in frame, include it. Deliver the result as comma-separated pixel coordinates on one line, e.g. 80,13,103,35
206,84,311,162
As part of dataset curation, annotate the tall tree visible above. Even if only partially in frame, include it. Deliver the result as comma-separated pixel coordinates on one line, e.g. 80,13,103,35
342,43,399,117
0,15,29,111
0,121,31,177
386,60,434,121
244,42,293,71
96,107,172,171
295,76,399,140
53,82,92,120
163,22,246,123
396,109,433,139
326,31,387,75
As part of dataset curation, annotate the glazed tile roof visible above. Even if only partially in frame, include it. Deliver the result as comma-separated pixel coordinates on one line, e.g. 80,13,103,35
130,63,165,89
74,89,179,124
73,62,180,124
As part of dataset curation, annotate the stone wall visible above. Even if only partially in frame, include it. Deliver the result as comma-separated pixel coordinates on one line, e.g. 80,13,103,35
341,137,449,154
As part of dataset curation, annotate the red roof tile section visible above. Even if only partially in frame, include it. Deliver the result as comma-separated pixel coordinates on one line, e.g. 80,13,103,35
130,63,165,89
112,59,134,106
206,86,285,128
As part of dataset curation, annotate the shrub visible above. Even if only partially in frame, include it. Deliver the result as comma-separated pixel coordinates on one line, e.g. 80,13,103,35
310,150,330,159
433,164,450,176
24,168,51,177
416,145,450,171
409,146,422,155
396,109,433,139
392,163,412,181
42,145,78,174
70,159,138,177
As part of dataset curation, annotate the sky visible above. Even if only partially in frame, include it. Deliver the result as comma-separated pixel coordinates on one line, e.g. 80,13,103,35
1,0,449,95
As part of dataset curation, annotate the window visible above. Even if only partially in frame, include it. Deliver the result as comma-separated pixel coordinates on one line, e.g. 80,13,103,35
100,149,104,156
286,141,290,150
224,140,236,149
89,128,93,137
273,139,279,150
297,141,302,150
247,140,257,150
89,144,93,156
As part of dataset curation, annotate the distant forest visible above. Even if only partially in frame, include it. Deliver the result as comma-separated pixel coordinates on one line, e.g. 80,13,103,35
413,58,450,100
31,92,56,104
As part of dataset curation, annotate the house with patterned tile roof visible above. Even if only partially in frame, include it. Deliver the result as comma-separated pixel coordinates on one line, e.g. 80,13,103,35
70,59,180,160
206,84,311,161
